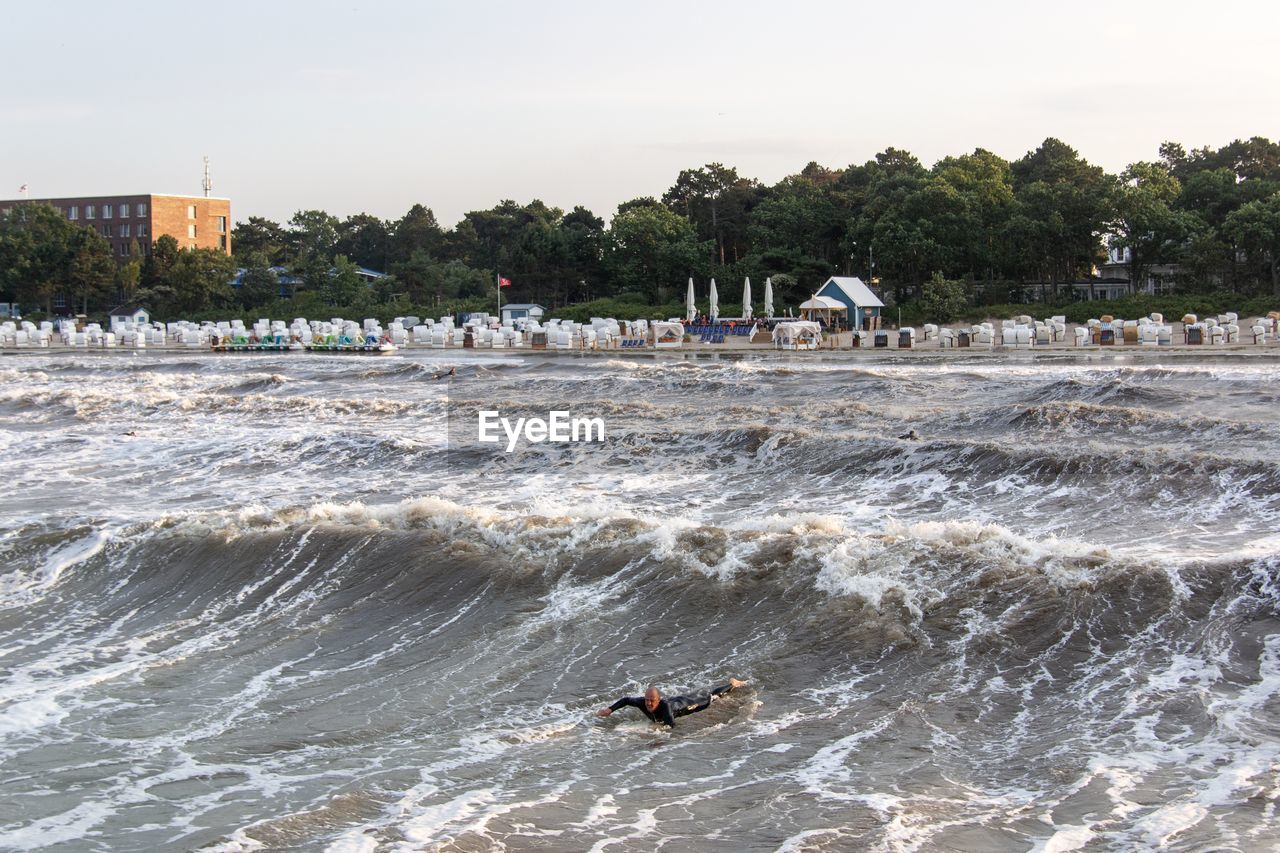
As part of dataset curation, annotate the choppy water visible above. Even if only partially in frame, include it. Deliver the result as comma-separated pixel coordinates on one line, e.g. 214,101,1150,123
1,350,1278,851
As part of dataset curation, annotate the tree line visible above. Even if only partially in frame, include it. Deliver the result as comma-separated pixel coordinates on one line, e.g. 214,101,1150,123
3,136,1279,320
235,136,1280,312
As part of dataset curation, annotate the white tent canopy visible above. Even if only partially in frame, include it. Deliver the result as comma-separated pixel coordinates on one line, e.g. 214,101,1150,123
742,277,752,321
709,279,719,319
798,295,847,325
772,320,822,350
686,278,696,322
764,277,774,318
651,320,684,349
798,295,845,310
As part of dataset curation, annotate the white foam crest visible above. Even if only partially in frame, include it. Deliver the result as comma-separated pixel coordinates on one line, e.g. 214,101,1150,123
792,712,899,795
536,573,632,624
391,783,571,849
206,830,268,852
886,519,1113,584
0,527,115,604
0,800,119,849
1035,824,1096,853
324,832,377,853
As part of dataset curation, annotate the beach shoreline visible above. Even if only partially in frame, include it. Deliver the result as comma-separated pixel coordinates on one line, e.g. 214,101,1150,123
5,338,1280,361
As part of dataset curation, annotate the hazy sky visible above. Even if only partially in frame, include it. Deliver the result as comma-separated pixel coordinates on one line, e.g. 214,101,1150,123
4,0,1278,228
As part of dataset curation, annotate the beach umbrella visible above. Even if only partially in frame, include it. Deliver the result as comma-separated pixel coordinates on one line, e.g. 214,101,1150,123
764,277,774,318
709,278,719,320
742,277,752,321
685,278,696,322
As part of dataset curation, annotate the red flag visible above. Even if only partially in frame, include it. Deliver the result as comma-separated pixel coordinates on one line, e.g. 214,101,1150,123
499,277,512,288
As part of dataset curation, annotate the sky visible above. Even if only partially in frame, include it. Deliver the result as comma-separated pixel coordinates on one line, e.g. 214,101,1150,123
4,0,1279,228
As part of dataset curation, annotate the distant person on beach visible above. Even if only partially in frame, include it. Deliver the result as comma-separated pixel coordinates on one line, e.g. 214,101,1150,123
597,678,747,727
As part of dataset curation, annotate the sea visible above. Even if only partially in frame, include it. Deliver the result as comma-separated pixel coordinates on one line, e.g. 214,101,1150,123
0,350,1277,851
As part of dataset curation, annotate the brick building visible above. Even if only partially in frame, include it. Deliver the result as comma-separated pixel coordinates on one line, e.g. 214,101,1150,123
0,193,231,260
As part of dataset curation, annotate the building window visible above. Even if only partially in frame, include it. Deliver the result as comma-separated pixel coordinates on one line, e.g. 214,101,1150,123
187,204,196,219
219,235,227,250
86,205,96,219
54,294,66,309
119,244,129,256
139,224,148,238
137,203,147,217
121,223,130,237
216,215,227,233
67,206,78,220
103,204,113,218
187,224,197,238
104,224,114,237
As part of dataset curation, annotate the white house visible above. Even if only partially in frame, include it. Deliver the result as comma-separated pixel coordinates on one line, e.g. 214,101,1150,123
500,303,545,325
108,304,150,327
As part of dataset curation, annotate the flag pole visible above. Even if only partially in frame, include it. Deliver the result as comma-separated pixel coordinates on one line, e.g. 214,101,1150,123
496,271,501,320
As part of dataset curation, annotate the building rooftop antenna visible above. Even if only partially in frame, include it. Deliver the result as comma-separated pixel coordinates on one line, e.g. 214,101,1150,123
202,156,212,198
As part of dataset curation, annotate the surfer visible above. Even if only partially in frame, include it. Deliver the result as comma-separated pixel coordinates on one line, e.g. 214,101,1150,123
597,678,747,727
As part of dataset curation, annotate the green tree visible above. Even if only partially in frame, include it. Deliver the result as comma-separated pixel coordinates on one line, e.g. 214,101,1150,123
389,248,444,305
616,196,662,216
116,256,142,303
662,163,760,268
1224,194,1280,295
389,204,444,266
607,204,707,302
1008,138,1113,295
231,216,289,265
849,149,933,299
237,252,280,308
0,203,81,313
931,148,1017,281
920,271,970,323
1110,162,1199,295
748,177,843,279
323,255,365,305
440,260,493,300
164,247,237,314
67,228,115,314
287,209,340,268
336,213,392,271
142,235,181,292
560,206,607,301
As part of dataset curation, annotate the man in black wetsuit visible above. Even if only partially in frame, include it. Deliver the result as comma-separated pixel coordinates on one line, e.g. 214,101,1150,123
597,678,747,727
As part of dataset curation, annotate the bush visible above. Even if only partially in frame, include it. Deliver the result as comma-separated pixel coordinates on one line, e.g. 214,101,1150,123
919,273,969,324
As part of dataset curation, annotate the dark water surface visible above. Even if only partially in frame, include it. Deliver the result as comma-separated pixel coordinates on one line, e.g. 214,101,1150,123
1,351,1278,851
